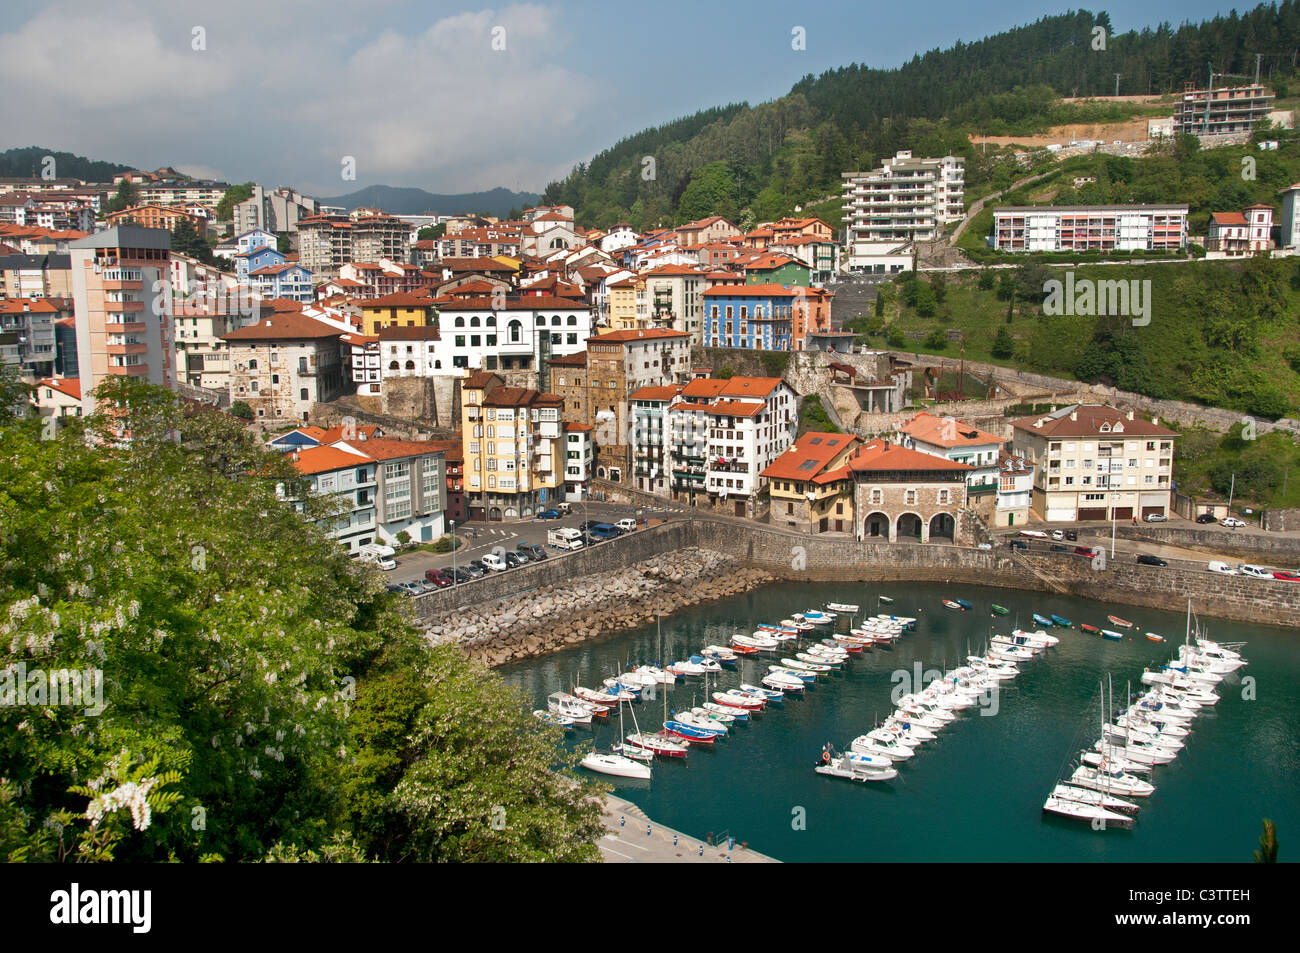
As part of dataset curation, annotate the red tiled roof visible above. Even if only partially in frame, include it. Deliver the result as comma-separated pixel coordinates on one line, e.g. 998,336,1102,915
587,328,689,343
702,283,803,297
1008,404,1176,438
899,412,1003,449
292,445,371,475
761,432,859,481
358,292,435,308
1210,212,1248,226
377,325,440,341
222,312,342,341
628,385,682,402
849,438,974,473
35,377,81,400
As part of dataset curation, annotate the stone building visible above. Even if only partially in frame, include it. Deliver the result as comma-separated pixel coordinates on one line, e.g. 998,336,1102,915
849,438,972,543
222,312,347,424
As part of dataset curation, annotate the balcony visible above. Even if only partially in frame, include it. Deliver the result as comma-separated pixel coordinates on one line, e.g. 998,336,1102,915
105,299,145,313
104,319,148,334
106,363,149,377
105,342,148,356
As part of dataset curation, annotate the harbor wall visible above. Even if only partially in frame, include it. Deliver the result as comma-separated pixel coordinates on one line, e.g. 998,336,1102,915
1111,524,1300,560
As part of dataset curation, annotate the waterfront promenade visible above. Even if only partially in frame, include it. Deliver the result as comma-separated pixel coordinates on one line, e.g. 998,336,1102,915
599,795,777,863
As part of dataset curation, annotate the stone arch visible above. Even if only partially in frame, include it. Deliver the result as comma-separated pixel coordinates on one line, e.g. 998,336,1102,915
929,512,955,542
896,512,923,541
488,506,502,521
863,511,890,539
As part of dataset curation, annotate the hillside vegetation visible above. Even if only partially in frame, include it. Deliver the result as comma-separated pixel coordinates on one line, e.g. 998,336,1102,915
543,5,1300,230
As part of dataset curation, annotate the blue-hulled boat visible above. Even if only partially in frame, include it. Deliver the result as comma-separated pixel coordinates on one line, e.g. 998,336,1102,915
955,599,974,610
1101,629,1125,641
1032,613,1054,627
1050,614,1073,628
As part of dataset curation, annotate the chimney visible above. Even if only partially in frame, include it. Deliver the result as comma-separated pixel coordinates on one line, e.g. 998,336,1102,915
1127,409,1135,421
1070,410,1077,421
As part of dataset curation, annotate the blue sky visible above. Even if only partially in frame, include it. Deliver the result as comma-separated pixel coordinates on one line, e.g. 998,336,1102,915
0,1,1258,196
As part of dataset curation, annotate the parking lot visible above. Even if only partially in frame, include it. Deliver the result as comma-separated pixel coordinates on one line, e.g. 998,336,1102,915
385,500,684,591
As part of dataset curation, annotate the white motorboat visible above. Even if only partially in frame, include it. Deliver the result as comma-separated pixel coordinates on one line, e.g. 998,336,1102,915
733,633,779,652
1042,794,1135,829
533,709,574,728
1081,749,1151,775
714,690,764,710
601,678,641,699
1092,737,1176,766
897,694,957,722
850,733,915,761
883,713,937,742
1115,710,1190,739
1103,723,1183,751
965,655,1020,679
864,726,920,751
739,683,784,702
617,669,658,688
622,732,689,758
795,651,843,669
700,645,739,664
779,618,816,632
761,669,806,691
1050,783,1140,815
581,751,652,779
815,753,898,782
1012,627,1060,647
681,705,734,726
826,602,860,613
703,701,750,720
547,692,595,725
1070,763,1155,797
782,657,831,674
672,710,729,735
633,665,679,685
572,686,620,709
668,658,707,676
895,704,948,730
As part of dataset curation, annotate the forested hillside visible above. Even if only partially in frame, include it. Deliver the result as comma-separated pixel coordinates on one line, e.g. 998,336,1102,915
543,4,1300,230
0,146,132,182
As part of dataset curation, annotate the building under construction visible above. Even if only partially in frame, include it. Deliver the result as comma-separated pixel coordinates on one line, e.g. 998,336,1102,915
1173,81,1275,137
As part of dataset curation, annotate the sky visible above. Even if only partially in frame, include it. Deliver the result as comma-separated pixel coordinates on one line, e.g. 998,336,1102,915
0,0,1259,198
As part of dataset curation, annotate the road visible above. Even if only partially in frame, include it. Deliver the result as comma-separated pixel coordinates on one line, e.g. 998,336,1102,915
387,499,686,586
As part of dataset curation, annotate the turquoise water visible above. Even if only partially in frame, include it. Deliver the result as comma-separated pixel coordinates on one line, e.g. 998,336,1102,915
501,582,1298,862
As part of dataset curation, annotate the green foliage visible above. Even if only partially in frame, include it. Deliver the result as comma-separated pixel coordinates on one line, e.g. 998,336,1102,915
886,326,906,348
760,351,791,377
922,330,948,350
229,401,253,420
215,182,254,222
0,381,604,862
171,219,214,265
991,326,1015,359
430,534,461,554
715,364,736,379
0,146,132,183
1254,819,1278,863
418,224,447,241
104,179,139,215
394,531,412,548
798,395,841,435
677,161,739,223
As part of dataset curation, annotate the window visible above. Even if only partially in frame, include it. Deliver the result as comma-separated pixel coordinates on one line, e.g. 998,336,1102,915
298,357,308,374
272,374,279,384
300,388,308,400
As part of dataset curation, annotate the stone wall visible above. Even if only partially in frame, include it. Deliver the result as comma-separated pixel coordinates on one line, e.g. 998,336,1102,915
381,376,440,423
1263,508,1300,533
1111,524,1300,559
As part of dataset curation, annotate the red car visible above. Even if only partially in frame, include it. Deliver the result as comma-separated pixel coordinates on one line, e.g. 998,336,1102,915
425,568,452,588
1272,570,1300,582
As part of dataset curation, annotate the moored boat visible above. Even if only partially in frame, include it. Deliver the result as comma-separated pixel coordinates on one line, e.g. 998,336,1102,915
1101,629,1124,641
942,599,965,611
990,604,1010,615
1107,615,1134,628
1032,613,1054,627
1050,615,1073,628
581,751,652,779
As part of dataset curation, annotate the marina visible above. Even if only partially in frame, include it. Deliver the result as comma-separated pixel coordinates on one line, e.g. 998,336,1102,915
502,580,1299,862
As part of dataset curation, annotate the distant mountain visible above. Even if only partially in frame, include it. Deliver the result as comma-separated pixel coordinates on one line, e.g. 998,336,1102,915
0,146,134,183
315,184,540,218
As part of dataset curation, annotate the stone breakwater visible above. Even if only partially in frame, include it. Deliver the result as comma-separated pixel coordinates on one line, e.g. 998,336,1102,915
420,548,775,666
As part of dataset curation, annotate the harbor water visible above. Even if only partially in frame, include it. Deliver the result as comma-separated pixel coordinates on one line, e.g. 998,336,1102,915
500,581,1299,862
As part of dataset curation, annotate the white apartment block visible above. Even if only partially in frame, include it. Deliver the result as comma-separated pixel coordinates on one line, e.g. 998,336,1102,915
562,422,593,501
842,151,964,273
1010,404,1176,522
640,264,705,340
629,385,680,496
665,375,798,517
435,296,593,372
992,205,1188,253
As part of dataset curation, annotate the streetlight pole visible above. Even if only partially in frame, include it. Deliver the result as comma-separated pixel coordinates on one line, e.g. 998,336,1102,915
1110,493,1117,558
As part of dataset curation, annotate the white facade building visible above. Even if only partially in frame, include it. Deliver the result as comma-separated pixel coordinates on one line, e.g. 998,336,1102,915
842,151,964,273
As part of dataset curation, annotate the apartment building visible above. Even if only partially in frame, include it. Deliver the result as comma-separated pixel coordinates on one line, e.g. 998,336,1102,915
378,324,442,378
0,252,72,298
996,452,1034,528
1009,404,1176,522
666,375,798,516
106,204,207,233
1206,204,1274,257
234,186,319,235
434,296,592,372
290,438,445,552
173,299,273,390
69,226,174,415
640,263,705,340
842,151,964,272
850,438,971,543
587,328,692,483
297,212,410,279
0,298,57,375
222,311,347,423
249,263,314,302
562,422,593,501
763,431,861,533
992,205,1188,253
356,292,437,336
674,216,740,247
703,284,831,351
436,226,521,259
1173,83,1275,137
338,260,429,298
629,384,681,496
895,412,1003,515
460,371,566,520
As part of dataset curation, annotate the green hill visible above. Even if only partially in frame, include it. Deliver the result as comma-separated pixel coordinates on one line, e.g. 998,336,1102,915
542,4,1300,230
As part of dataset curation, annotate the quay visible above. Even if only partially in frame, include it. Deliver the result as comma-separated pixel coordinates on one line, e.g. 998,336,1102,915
599,795,777,863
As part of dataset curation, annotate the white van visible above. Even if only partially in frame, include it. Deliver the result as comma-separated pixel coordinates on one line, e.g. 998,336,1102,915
1207,560,1238,575
1239,564,1274,579
548,527,583,550
615,518,637,533
481,552,508,572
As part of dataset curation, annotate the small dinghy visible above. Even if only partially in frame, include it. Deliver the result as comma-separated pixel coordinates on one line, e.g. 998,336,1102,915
533,710,574,728
1107,615,1134,628
1080,623,1100,634
826,602,859,613
623,732,689,758
942,600,965,611
1050,615,1072,628
1145,633,1166,643
1032,613,1054,627
1101,630,1125,641
878,595,895,604
990,604,1010,615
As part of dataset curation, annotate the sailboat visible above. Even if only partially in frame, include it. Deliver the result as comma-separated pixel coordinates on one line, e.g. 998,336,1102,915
583,695,653,779
1043,680,1139,829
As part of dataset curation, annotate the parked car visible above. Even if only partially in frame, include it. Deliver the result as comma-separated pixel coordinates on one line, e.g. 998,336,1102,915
450,568,471,584
463,562,488,579
373,556,396,571
481,553,508,572
517,541,547,561
1050,529,1064,540
504,552,523,568
537,509,561,520
1195,513,1218,524
397,581,424,596
1221,517,1247,528
1143,513,1168,522
1207,560,1238,575
615,518,638,533
579,520,602,531
580,532,601,547
425,569,452,588
385,584,407,595
1239,564,1274,579
1136,554,1168,567
556,502,571,514
1009,540,1029,551
977,542,993,550
1074,545,1100,557
1065,530,1078,541
1272,570,1300,581
1050,544,1070,553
